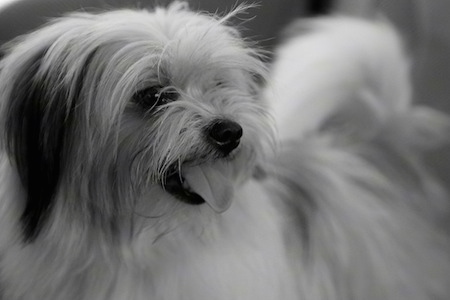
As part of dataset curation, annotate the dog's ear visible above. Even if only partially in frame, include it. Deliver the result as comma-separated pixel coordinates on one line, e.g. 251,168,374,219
3,48,81,242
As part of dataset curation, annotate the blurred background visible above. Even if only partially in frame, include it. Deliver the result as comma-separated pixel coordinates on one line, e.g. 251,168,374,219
0,0,449,184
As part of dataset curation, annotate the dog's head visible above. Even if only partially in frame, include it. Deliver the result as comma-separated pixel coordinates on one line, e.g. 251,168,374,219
0,2,271,242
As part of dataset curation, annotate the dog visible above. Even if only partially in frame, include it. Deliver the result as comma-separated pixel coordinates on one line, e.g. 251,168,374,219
0,2,449,299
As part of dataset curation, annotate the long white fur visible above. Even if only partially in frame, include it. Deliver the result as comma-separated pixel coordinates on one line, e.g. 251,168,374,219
0,3,448,300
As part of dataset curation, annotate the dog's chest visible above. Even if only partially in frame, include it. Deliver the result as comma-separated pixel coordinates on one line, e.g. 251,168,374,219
111,182,298,300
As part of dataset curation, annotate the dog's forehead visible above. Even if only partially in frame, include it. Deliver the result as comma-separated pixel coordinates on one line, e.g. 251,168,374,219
87,9,255,82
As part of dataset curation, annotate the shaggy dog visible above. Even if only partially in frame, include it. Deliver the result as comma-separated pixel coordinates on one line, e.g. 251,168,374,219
0,2,448,299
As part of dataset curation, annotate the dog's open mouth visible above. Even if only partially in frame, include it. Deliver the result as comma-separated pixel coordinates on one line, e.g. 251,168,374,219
164,172,205,205
164,162,235,213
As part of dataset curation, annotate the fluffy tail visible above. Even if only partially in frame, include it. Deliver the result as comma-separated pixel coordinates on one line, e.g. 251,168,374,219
265,15,450,214
263,16,450,299
266,16,450,150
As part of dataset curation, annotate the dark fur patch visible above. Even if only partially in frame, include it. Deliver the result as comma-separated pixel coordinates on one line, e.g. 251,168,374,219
5,50,66,241
4,49,92,242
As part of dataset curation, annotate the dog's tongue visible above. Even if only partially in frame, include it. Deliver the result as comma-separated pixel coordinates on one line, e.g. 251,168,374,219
183,162,234,213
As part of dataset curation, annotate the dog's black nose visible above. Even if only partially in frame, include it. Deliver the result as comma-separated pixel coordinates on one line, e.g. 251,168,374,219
207,119,243,155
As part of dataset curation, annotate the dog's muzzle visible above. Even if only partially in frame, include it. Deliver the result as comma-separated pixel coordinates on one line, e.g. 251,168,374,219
164,119,243,212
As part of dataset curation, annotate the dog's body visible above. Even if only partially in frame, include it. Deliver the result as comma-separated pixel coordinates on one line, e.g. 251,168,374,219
0,3,449,299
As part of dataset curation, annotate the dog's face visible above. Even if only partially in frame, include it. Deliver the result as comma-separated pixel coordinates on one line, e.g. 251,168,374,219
0,3,270,242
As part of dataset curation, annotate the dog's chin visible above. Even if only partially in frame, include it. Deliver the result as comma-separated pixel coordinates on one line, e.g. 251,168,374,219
164,159,237,213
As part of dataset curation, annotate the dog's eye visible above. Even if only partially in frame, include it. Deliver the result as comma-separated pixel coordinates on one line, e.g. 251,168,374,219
133,86,178,110
215,80,226,88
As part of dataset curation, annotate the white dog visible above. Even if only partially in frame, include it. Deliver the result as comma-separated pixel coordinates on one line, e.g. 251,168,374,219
0,2,448,299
